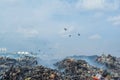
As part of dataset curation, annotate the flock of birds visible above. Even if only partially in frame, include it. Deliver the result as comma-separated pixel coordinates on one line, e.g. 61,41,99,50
64,28,80,37
38,28,81,53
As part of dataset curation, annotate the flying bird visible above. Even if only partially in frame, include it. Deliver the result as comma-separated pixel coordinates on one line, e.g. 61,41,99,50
78,33,80,36
64,28,67,31
69,35,72,37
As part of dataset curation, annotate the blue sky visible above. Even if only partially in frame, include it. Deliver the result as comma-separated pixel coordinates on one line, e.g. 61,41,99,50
0,0,120,57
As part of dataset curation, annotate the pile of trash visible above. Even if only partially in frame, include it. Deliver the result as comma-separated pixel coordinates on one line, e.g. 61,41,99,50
0,54,120,80
0,56,38,79
1,65,64,80
54,58,112,80
0,56,63,80
96,54,120,79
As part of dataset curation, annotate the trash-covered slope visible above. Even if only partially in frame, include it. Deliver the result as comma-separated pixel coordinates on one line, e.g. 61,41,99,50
54,58,104,80
0,54,120,80
67,55,106,69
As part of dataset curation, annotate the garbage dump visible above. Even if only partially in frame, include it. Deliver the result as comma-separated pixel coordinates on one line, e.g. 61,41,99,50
0,54,120,80
54,58,106,80
0,56,38,80
1,65,64,80
96,54,120,79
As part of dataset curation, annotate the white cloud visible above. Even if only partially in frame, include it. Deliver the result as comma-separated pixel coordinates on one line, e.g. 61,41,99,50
17,28,39,38
89,34,102,40
53,43,61,49
76,0,120,11
77,0,104,10
108,15,120,26
94,12,104,18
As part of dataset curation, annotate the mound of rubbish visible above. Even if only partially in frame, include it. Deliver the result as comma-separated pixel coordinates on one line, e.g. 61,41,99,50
1,65,63,80
0,56,38,79
0,54,120,80
54,58,106,80
96,54,120,78
66,55,106,69
96,54,119,69
54,55,120,80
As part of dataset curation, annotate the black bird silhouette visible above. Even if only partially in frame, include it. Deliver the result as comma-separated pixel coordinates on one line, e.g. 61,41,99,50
69,35,72,37
78,33,80,36
64,28,67,31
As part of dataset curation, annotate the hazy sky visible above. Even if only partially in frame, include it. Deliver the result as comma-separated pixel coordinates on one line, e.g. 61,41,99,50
0,0,120,57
